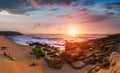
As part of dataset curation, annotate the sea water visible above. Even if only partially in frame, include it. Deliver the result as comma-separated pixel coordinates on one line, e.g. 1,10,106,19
8,34,107,49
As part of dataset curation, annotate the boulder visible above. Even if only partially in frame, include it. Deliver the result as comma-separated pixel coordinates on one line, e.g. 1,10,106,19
0,46,7,50
83,56,96,64
44,57,64,69
97,52,120,73
29,63,37,66
60,49,81,62
87,65,101,73
70,61,86,69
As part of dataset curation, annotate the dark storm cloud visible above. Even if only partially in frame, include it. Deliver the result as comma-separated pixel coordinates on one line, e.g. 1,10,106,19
104,2,120,12
0,0,31,15
106,2,120,6
0,0,100,15
0,0,78,15
28,0,97,6
0,0,29,9
0,0,119,15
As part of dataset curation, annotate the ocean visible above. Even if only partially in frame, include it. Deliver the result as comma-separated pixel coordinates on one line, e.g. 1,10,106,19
8,34,107,49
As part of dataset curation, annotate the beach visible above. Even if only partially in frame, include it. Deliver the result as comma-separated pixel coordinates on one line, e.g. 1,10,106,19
0,0,119,73
0,36,41,73
0,36,91,73
1,34,120,73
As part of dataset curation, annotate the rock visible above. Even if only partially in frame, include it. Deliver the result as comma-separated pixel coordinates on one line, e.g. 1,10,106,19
94,52,103,57
101,61,110,68
55,47,62,52
0,46,7,50
76,55,85,60
83,56,96,64
30,52,33,55
29,63,37,66
47,50,56,55
3,52,16,61
60,49,80,62
60,51,79,62
9,54,16,60
97,52,120,73
4,52,9,56
86,52,94,58
70,61,86,69
45,48,52,51
87,65,101,73
10,56,16,60
95,55,103,61
44,57,64,69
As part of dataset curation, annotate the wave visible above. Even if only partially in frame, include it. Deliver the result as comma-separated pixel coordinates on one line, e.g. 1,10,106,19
8,34,107,46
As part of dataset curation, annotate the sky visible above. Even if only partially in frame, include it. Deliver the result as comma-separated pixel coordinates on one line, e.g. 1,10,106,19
0,0,120,34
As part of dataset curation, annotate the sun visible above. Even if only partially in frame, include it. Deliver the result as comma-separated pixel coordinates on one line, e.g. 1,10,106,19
70,28,77,35
68,27,78,37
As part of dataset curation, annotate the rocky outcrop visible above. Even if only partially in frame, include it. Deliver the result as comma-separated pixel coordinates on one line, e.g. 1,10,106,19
63,34,120,70
97,52,120,73
30,34,120,70
0,31,22,36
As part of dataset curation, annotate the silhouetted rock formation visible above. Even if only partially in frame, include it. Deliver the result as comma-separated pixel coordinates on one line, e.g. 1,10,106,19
0,31,22,36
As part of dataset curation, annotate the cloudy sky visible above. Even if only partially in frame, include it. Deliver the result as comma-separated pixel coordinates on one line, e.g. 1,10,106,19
0,0,120,34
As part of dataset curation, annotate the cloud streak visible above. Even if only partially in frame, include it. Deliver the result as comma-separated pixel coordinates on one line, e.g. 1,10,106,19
77,12,115,23
28,0,77,6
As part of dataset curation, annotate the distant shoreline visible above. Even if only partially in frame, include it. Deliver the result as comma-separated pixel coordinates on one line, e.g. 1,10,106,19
0,31,22,36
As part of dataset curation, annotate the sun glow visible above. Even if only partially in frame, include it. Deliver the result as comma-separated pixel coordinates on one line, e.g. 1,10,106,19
68,27,78,37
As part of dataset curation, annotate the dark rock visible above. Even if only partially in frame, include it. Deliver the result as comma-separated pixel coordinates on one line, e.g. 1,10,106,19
0,47,7,50
44,57,64,69
76,55,85,60
83,55,96,64
0,31,22,36
30,52,33,55
70,61,86,69
4,52,9,56
60,51,79,62
101,61,110,68
55,47,62,52
29,63,37,66
87,65,101,73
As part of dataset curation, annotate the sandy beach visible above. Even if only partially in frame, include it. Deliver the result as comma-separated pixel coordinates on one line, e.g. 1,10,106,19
0,36,91,73
0,0,120,73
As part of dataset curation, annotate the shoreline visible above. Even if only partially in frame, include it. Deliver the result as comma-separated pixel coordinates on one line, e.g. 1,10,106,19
0,36,91,73
0,34,120,73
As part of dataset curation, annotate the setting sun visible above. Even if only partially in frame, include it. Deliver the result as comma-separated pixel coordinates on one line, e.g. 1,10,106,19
70,28,77,35
68,27,78,37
